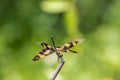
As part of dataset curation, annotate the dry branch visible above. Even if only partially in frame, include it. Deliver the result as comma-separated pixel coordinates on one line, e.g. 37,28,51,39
50,59,65,80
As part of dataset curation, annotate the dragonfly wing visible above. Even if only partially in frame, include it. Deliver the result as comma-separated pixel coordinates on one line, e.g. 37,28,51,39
33,49,54,61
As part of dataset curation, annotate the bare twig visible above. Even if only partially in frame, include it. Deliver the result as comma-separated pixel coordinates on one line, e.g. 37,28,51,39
50,59,65,80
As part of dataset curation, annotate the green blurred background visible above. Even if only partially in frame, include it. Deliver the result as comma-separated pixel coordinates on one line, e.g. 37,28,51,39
0,0,120,80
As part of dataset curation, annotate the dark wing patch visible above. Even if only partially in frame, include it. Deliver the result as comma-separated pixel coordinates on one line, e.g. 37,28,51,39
41,42,52,49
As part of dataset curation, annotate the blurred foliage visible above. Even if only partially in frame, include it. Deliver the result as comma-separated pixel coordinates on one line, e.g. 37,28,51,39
0,0,120,80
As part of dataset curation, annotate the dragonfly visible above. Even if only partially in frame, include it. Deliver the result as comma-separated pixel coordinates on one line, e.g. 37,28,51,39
33,37,84,61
